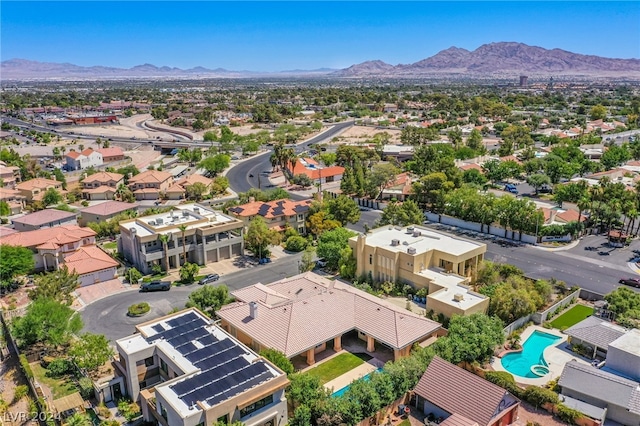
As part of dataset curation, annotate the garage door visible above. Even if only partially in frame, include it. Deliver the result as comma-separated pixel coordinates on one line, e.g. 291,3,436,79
219,246,231,260
207,250,218,262
231,243,242,256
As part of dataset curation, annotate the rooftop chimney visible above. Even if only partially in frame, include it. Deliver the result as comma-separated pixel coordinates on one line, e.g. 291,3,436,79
249,301,258,319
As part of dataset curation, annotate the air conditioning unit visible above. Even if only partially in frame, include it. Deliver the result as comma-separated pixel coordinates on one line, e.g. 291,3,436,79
407,247,417,255
413,231,421,237
391,239,400,246
156,218,164,225
453,293,464,302
182,210,189,217
193,207,200,214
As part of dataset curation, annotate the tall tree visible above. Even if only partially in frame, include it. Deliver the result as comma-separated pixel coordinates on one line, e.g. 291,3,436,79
186,285,233,318
12,298,83,348
244,216,282,258
28,266,79,306
69,333,115,373
158,234,170,271
0,244,34,285
324,195,361,226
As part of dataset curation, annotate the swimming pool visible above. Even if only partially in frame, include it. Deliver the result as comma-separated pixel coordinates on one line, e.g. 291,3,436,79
501,330,561,378
332,368,384,397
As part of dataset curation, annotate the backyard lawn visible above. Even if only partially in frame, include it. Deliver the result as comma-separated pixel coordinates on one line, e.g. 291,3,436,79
30,362,78,399
306,353,370,384
102,242,117,250
550,304,595,329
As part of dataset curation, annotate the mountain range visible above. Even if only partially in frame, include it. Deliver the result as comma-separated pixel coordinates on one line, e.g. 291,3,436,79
2,42,640,80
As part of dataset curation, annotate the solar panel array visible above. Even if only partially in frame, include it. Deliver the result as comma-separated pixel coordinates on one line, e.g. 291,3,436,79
151,311,277,408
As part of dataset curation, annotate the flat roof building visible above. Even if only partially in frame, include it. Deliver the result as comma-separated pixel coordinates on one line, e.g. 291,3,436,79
349,225,489,318
118,203,244,274
115,309,289,426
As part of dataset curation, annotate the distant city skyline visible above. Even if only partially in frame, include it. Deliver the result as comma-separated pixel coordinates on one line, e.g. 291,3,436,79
2,1,639,72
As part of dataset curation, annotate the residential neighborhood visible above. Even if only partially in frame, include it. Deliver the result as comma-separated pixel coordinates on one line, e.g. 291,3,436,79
1,26,640,426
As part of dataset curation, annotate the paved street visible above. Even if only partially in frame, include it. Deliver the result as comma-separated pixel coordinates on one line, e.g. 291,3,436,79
81,252,304,342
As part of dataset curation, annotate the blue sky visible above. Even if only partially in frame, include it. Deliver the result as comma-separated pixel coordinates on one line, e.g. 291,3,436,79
2,2,639,71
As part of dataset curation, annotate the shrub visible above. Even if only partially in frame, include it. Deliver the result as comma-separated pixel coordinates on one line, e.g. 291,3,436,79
127,302,150,316
19,354,33,380
78,377,95,400
523,385,559,408
46,358,72,377
555,403,581,424
284,236,308,252
484,371,521,397
13,385,29,402
96,403,111,419
151,264,163,275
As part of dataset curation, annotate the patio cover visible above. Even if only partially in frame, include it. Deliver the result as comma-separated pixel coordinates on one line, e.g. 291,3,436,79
53,392,85,414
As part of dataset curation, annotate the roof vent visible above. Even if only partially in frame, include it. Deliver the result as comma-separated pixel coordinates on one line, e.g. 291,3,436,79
182,210,189,217
407,226,414,233
402,240,409,245
193,207,200,214
156,218,164,225
391,239,400,246
453,293,464,302
129,228,136,234
149,220,156,226
407,247,417,255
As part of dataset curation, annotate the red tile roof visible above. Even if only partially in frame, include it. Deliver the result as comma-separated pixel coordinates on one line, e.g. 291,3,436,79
12,209,76,227
96,147,124,158
439,413,479,426
82,172,123,185
128,170,172,185
16,178,60,192
176,174,212,188
555,209,586,223
0,225,95,249
63,245,119,275
66,151,81,159
289,158,344,180
228,198,312,219
414,357,516,426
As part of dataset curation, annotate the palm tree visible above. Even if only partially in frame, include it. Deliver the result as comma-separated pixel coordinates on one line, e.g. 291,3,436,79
577,196,591,234
178,224,188,265
158,234,170,271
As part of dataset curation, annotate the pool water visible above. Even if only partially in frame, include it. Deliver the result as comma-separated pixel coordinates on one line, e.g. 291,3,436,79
332,368,384,397
501,331,561,378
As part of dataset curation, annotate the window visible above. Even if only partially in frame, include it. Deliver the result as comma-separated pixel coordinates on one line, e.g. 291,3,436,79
369,254,373,265
144,357,154,367
160,404,167,421
297,214,304,221
160,359,168,374
216,415,227,424
240,394,273,418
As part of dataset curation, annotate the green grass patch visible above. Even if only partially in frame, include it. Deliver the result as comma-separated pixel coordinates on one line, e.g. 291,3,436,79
142,273,168,283
30,363,78,399
306,353,367,385
550,304,595,329
102,242,117,250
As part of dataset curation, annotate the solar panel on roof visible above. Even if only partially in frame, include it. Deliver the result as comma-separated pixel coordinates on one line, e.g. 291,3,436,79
196,334,218,346
152,324,165,333
175,342,197,355
185,338,235,363
166,311,198,327
195,350,247,373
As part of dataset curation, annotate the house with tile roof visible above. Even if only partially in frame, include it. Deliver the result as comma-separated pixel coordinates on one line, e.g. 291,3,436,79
0,188,26,214
128,170,173,201
349,225,489,319
65,148,103,171
96,146,125,162
12,209,77,232
115,309,289,426
227,198,312,234
16,177,65,202
287,157,344,184
63,245,119,286
413,356,520,426
379,172,414,202
164,174,213,201
0,225,96,269
78,201,138,227
217,272,441,366
564,316,626,359
82,171,124,201
118,203,244,274
0,162,21,189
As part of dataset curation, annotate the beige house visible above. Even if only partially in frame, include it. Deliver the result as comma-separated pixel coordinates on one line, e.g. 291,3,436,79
227,198,312,234
128,170,173,201
118,203,244,274
217,272,441,366
0,188,26,214
0,162,21,189
115,309,289,426
349,225,489,319
82,172,124,201
78,201,138,227
16,178,64,202
164,174,214,201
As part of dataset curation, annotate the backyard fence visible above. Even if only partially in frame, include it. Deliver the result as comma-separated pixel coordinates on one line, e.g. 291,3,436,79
325,190,388,211
424,212,539,244
503,288,581,335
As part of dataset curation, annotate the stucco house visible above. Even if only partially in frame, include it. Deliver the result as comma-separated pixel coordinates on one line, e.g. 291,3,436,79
82,171,124,201
16,178,64,203
414,356,520,426
97,147,125,162
349,225,489,318
128,170,173,201
217,272,441,366
12,209,77,232
287,157,344,184
78,201,138,227
227,198,312,234
65,148,104,171
115,309,289,426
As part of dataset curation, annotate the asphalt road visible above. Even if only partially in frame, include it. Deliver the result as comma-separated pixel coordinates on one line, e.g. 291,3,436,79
82,252,304,342
226,121,355,197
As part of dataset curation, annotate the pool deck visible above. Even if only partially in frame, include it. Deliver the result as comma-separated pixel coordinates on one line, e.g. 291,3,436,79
491,325,591,386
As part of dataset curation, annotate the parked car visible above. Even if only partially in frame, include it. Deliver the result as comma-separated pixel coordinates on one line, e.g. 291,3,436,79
258,257,272,265
619,277,640,288
504,184,518,195
315,258,327,268
140,280,171,292
199,274,220,285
